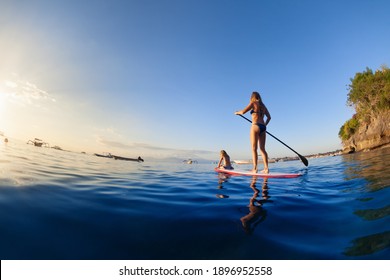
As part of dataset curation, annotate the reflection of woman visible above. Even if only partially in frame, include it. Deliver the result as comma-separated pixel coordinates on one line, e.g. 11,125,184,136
240,177,269,234
235,91,271,174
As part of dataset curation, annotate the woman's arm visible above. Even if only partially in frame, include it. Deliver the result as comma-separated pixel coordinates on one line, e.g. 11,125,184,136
264,106,271,126
235,102,253,115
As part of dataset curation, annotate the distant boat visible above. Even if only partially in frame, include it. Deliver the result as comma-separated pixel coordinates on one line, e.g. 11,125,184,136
52,145,63,150
94,153,144,162
27,138,50,148
94,153,113,158
183,159,197,164
113,155,144,162
233,160,252,165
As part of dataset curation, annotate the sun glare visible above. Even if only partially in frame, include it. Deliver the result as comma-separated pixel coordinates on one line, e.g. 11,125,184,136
0,80,13,129
0,91,6,128
4,80,17,88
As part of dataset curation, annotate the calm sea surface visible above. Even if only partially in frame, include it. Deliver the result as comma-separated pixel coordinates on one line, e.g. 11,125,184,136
0,139,389,260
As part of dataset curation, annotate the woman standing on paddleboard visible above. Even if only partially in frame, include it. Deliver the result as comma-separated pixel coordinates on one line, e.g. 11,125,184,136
235,91,271,173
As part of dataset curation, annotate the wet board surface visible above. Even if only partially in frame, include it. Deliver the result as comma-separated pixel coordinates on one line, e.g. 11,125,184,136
214,167,302,178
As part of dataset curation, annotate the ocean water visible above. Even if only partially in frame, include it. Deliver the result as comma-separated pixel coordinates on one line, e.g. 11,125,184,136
0,139,389,260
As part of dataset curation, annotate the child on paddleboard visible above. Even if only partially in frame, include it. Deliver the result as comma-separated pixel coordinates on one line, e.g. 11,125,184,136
217,150,234,170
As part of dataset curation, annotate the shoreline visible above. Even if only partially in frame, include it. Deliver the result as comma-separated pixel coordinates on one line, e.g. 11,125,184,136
274,143,390,163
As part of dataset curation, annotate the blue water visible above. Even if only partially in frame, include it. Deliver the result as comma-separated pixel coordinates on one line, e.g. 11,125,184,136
0,139,389,259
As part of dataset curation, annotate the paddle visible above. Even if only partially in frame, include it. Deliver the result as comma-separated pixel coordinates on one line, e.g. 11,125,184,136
237,114,309,166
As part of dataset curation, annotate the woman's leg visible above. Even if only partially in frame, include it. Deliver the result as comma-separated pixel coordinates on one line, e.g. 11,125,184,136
250,125,259,172
259,132,269,173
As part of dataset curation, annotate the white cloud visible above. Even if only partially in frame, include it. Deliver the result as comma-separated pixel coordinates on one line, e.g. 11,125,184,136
5,80,17,88
1,76,56,106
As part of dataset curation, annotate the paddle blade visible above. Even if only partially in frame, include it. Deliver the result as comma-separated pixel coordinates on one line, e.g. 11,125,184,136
298,154,309,166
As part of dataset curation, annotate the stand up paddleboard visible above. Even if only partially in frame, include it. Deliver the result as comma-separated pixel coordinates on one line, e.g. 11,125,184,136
215,167,302,178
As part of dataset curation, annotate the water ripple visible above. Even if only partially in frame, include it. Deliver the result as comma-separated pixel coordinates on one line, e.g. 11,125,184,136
0,140,389,259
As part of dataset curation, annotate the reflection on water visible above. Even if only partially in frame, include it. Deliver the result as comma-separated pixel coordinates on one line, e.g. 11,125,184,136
216,173,230,198
240,177,269,234
1,139,389,259
217,175,272,235
343,147,390,192
212,151,390,258
344,231,390,257
342,147,390,257
354,205,390,221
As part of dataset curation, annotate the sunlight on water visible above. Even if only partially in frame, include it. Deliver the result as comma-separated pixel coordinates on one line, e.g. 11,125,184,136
0,139,389,259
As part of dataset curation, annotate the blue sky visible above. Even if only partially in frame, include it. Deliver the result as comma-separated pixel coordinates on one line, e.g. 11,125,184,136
1,0,389,160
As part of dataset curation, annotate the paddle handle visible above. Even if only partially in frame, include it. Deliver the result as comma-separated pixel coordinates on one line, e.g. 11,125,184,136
237,114,308,166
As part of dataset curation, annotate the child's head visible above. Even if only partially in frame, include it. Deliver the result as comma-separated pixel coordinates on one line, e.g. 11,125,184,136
220,150,227,156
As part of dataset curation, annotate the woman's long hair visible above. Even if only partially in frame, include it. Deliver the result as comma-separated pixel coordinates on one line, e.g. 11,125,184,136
251,91,264,107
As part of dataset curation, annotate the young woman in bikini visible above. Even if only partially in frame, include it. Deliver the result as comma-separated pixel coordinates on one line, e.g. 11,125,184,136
217,150,234,170
235,91,271,173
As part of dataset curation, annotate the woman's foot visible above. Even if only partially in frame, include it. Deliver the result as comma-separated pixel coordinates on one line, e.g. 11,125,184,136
260,169,269,174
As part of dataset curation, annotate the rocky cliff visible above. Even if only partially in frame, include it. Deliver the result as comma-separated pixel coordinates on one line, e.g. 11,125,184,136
342,112,390,153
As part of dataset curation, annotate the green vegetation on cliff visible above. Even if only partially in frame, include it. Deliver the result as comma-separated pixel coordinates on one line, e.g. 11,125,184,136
339,66,390,141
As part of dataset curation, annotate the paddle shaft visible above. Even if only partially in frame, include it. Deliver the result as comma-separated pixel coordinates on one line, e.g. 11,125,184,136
238,114,308,166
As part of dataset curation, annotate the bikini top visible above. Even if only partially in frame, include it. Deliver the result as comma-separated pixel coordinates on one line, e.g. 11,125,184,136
250,108,263,115
251,103,264,115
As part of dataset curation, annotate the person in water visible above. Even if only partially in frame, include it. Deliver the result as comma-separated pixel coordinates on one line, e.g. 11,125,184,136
235,91,271,173
217,150,234,170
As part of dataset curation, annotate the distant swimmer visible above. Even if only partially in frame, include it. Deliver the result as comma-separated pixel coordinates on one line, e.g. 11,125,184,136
217,150,233,170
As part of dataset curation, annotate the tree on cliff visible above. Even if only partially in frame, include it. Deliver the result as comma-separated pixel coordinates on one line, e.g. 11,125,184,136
339,66,390,141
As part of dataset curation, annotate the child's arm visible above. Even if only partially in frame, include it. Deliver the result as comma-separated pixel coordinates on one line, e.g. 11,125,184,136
217,157,223,168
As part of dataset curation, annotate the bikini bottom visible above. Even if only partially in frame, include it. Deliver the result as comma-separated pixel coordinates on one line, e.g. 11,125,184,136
223,165,234,170
253,123,266,134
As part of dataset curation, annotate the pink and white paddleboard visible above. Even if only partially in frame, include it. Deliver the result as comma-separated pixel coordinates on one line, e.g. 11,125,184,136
215,167,302,178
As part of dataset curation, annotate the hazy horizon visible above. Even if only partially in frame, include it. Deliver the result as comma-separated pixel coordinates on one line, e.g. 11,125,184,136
1,0,389,161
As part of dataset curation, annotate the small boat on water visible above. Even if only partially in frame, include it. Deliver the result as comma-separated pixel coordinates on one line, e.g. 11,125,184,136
183,159,197,164
27,138,50,148
52,145,63,150
113,155,144,162
94,153,113,158
94,153,144,162
233,160,252,165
